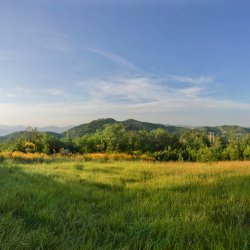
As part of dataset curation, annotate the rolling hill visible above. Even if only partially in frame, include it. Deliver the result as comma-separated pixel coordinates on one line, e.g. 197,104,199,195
1,118,250,142
64,118,185,138
0,125,72,137
0,131,61,143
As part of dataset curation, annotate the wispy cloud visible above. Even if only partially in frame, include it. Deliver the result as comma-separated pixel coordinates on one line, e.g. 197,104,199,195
85,47,139,70
2,90,250,127
0,85,30,100
169,75,213,85
177,86,204,98
0,86,71,102
2,74,250,126
39,88,70,98
77,76,166,103
0,89,16,98
76,73,216,103
75,74,250,117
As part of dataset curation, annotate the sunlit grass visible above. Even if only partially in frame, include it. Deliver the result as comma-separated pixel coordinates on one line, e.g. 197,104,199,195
0,160,249,249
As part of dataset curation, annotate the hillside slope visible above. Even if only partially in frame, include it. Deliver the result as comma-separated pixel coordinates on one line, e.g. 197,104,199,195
1,118,250,140
0,131,61,143
65,118,181,138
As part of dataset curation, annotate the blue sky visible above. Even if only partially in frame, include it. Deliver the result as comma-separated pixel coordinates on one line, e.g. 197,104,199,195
1,0,250,126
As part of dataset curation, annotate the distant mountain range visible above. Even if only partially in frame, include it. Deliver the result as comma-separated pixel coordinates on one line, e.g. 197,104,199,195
1,118,250,141
64,118,250,138
0,125,72,136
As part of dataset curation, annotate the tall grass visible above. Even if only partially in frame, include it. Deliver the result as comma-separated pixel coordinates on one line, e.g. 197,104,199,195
0,151,155,164
0,161,249,249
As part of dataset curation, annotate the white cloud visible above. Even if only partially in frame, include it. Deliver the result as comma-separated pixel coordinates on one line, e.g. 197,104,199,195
0,90,16,98
67,74,250,125
1,94,250,127
0,87,20,99
0,86,71,102
1,74,250,126
85,47,138,70
177,86,204,97
76,74,214,103
77,76,168,103
169,75,213,85
39,88,70,98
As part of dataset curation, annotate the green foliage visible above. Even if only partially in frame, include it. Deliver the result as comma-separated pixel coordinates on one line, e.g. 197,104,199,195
154,146,178,161
75,133,103,153
100,123,128,152
222,133,242,160
197,147,215,162
2,123,250,162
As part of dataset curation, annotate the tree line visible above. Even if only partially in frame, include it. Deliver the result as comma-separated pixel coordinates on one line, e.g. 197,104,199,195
1,124,250,162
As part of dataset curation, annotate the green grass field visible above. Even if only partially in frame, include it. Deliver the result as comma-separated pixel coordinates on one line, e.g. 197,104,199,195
0,160,249,250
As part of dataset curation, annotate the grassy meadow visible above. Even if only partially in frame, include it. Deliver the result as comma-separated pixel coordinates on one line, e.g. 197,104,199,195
0,160,249,249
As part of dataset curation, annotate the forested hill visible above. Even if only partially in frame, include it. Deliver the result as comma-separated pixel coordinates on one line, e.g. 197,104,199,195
1,118,250,141
0,131,61,142
65,118,250,138
0,118,175,142
64,118,174,138
64,118,117,138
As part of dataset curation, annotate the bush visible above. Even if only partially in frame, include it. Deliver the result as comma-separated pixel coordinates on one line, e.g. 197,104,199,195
197,147,216,162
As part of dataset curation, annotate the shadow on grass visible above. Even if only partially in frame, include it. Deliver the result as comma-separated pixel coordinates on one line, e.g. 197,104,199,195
0,163,130,249
0,163,249,249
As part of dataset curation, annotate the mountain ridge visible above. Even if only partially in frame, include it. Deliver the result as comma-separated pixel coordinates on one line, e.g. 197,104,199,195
1,118,250,141
0,125,73,136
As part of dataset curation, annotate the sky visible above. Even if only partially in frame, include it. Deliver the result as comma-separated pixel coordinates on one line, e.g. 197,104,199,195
1,0,250,126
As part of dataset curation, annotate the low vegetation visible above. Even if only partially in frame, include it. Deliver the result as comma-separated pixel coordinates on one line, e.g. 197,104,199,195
0,151,154,164
0,160,249,249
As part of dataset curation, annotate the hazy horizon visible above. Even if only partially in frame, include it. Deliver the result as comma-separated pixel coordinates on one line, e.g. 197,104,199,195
0,117,249,130
1,0,250,126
